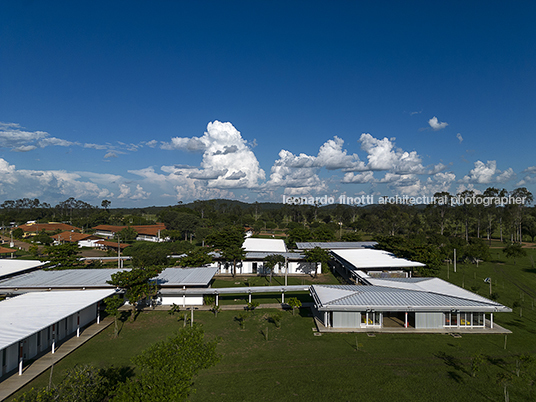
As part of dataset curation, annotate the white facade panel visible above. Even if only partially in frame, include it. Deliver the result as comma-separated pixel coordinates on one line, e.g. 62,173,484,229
161,296,204,306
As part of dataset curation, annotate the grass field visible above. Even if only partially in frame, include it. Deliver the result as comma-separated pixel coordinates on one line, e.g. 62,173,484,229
9,250,536,401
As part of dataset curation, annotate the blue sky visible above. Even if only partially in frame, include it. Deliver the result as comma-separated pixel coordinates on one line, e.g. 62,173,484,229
1,1,535,207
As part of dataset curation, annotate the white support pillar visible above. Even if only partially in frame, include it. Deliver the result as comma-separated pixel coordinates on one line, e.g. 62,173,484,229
18,342,23,375
282,291,285,304
491,313,494,329
76,312,80,337
324,311,328,327
405,312,408,328
190,307,194,327
182,286,186,307
215,294,219,306
52,323,56,354
248,292,252,303
97,301,100,324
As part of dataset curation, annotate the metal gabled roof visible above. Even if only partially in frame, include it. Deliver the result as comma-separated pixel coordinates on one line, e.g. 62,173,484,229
311,284,511,313
156,267,217,287
332,248,426,269
296,241,378,250
0,289,116,350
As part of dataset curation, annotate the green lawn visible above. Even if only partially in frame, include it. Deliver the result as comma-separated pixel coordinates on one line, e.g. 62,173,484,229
9,252,536,401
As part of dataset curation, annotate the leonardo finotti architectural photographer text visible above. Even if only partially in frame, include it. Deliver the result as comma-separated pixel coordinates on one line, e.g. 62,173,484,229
282,194,527,207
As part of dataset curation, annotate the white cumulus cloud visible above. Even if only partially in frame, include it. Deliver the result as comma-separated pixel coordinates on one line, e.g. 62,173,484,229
428,116,448,131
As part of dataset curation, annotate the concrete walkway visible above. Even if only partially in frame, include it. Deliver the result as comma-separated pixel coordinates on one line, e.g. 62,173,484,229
0,317,113,402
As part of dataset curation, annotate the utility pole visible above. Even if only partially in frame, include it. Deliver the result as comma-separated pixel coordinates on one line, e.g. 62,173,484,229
117,236,121,269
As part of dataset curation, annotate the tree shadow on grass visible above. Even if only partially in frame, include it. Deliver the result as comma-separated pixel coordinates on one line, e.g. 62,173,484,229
486,355,507,368
447,370,464,383
436,351,469,377
117,311,130,336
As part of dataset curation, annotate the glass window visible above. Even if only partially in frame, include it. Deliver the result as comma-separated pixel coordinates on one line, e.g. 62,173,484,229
451,312,458,326
473,312,484,326
361,313,367,324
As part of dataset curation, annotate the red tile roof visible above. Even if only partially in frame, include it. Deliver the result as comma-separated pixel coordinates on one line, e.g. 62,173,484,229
0,246,16,254
51,232,100,242
18,223,81,233
92,223,166,236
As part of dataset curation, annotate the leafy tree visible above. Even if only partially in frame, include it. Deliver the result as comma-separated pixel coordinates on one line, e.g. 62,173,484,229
285,227,312,248
287,297,302,315
129,244,169,268
42,243,81,268
313,225,336,241
341,231,362,242
33,229,53,245
205,226,245,277
101,199,111,211
503,242,526,264
13,364,111,402
262,254,285,283
115,226,138,243
178,247,213,267
107,267,161,321
304,247,330,276
113,326,220,402
464,238,491,263
374,235,442,276
12,227,24,239
104,295,124,338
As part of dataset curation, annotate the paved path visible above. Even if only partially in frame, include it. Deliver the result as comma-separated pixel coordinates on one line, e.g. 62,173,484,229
0,317,113,402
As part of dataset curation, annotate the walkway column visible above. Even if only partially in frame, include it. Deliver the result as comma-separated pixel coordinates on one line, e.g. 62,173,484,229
491,313,494,329
405,312,408,328
97,301,100,324
282,291,285,304
182,286,186,307
52,323,56,354
215,294,219,306
76,312,80,337
248,292,252,303
18,342,23,375
324,311,328,327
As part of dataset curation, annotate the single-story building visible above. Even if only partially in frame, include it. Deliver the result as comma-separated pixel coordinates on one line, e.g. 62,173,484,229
51,231,102,246
0,289,115,378
214,238,320,276
0,267,218,306
310,277,512,333
330,248,426,279
92,224,167,243
17,222,81,238
0,260,46,281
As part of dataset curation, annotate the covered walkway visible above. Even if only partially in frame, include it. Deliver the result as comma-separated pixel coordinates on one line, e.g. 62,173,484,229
0,317,113,401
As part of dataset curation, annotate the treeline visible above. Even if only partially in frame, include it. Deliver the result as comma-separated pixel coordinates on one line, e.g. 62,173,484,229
2,187,535,248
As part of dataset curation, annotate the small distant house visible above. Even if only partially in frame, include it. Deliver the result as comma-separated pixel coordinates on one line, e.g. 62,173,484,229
17,222,81,238
51,231,102,247
92,224,167,242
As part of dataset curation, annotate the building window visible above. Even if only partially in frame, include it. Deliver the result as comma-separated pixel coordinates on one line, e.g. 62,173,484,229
444,312,459,327
361,311,380,327
473,312,484,327
252,262,257,274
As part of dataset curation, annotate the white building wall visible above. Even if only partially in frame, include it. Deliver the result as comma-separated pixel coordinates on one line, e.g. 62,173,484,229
161,295,204,306
415,312,444,329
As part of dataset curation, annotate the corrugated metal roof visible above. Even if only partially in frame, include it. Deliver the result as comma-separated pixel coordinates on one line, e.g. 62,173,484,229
0,267,217,289
332,249,426,269
296,242,378,249
0,289,116,350
0,269,126,289
311,284,511,312
364,277,496,305
0,260,46,280
245,252,305,260
157,267,217,286
243,238,287,253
